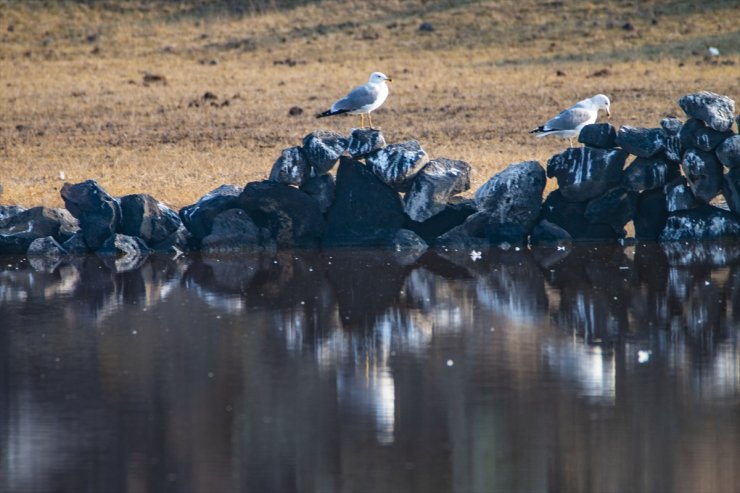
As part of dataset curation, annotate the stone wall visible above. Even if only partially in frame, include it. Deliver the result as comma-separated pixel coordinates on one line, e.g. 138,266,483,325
1,91,738,266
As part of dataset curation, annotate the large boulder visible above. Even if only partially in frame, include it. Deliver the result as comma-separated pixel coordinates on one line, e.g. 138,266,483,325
404,158,471,222
660,204,740,241
716,135,740,168
475,160,546,232
268,146,310,186
578,123,617,149
119,193,182,247
615,126,666,158
539,189,620,242
347,128,386,157
179,184,242,240
680,148,723,202
584,187,638,234
301,131,348,174
323,157,405,247
677,118,706,151
299,174,336,213
678,91,736,132
0,206,78,254
546,147,628,202
366,140,430,191
622,155,680,192
238,180,324,248
634,188,668,241
60,180,120,250
201,208,264,253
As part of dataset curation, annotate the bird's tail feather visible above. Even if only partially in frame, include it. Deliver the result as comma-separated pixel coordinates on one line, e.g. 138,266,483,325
316,109,350,119
529,126,546,134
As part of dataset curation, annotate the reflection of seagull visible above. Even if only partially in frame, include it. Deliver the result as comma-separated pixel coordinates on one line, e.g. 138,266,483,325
530,94,611,146
316,72,392,128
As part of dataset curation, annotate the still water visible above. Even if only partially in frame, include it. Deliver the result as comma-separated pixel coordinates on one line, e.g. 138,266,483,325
0,243,739,493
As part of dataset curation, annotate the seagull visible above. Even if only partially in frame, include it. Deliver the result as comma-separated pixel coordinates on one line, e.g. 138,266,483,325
530,94,611,146
316,72,392,128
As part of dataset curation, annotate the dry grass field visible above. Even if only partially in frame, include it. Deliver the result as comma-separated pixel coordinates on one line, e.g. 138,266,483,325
1,0,739,208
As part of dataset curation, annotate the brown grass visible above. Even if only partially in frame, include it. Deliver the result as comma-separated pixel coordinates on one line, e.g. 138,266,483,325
1,0,739,208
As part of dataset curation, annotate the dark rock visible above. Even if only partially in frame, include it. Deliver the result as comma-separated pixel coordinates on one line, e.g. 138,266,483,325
433,211,490,250
546,147,628,202
366,140,429,191
299,173,335,213
179,184,242,240
716,135,740,168
476,160,546,233
722,167,740,215
419,22,435,32
60,180,120,250
201,208,262,252
660,204,740,241
578,123,617,148
149,225,191,253
694,126,733,152
119,193,182,246
615,125,665,158
404,158,471,222
238,180,324,248
634,188,668,241
268,146,309,186
27,236,67,272
386,229,428,265
0,206,78,254
324,157,405,247
678,91,736,132
660,117,683,135
301,131,348,174
96,234,152,273
347,128,386,157
665,177,699,213
664,135,682,163
530,219,573,246
485,221,528,245
677,118,706,151
680,148,723,202
404,200,477,243
622,154,680,192
61,232,91,255
585,187,638,234
539,189,619,242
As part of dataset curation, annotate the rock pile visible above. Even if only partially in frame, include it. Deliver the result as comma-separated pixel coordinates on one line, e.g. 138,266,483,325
1,91,738,264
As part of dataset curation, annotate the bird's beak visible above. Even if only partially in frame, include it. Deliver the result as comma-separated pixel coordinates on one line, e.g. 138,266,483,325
386,77,393,82
606,108,611,118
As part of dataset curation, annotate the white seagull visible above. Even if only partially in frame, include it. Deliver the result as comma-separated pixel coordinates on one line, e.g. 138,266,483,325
530,94,611,146
316,72,392,128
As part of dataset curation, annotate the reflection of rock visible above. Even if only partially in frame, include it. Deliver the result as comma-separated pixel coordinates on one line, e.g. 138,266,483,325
543,343,615,401
661,241,740,267
27,236,67,273
96,234,152,273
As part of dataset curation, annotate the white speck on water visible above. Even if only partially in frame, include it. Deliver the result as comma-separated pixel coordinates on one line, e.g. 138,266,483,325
216,315,221,319
208,372,214,378
301,301,305,305
619,266,629,270
132,330,138,335
638,350,652,364
704,281,710,286
490,327,495,332
446,359,454,367
557,245,566,251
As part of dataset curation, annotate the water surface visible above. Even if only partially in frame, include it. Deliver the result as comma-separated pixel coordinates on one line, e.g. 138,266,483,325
1,243,739,493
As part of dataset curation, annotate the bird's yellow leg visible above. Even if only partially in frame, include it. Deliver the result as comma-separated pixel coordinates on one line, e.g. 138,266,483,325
359,114,365,128
368,113,373,129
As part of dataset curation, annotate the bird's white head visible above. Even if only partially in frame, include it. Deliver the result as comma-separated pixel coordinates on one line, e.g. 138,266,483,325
369,72,392,84
591,94,611,117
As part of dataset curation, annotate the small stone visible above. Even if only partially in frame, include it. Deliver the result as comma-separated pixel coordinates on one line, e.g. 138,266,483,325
419,22,435,32
302,130,348,174
722,167,740,215
665,177,699,213
660,117,683,135
404,158,471,222
268,146,310,187
347,128,386,157
622,155,680,192
97,234,152,273
546,147,628,202
367,140,429,191
201,208,262,252
681,148,723,202
179,184,242,240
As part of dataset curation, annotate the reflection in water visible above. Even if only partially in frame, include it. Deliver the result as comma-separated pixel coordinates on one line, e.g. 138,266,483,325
1,242,739,492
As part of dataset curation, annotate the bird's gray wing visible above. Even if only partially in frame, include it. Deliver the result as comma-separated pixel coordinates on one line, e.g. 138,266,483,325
543,107,593,131
331,84,378,111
